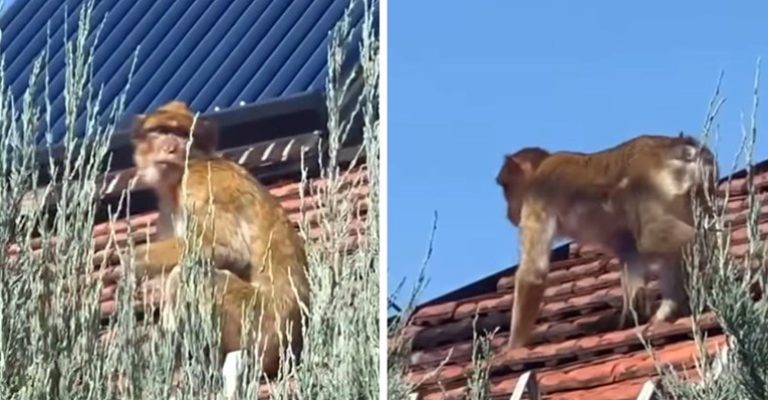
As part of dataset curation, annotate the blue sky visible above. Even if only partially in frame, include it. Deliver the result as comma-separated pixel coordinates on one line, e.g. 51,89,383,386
389,1,768,306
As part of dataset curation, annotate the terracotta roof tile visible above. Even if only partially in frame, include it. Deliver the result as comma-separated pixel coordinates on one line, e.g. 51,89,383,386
411,301,459,325
403,165,768,399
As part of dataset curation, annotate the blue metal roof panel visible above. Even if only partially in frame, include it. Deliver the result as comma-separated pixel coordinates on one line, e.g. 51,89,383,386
0,0,369,146
174,1,272,107
255,0,349,100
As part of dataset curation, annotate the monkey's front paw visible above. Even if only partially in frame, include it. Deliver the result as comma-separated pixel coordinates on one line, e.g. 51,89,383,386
160,306,178,333
507,335,529,350
650,300,680,324
92,246,121,269
100,264,127,285
92,247,131,284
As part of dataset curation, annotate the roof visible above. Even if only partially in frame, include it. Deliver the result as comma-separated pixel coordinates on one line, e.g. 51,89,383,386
402,163,768,399
0,0,370,146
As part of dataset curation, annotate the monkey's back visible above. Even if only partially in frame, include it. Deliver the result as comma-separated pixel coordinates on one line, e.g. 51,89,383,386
529,135,699,202
178,158,310,305
523,135,707,246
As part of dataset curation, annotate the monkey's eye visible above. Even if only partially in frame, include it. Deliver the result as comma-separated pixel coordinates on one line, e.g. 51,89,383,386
148,128,189,140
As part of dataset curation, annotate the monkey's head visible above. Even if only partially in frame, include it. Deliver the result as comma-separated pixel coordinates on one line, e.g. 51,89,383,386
496,147,550,225
131,101,219,187
662,135,719,195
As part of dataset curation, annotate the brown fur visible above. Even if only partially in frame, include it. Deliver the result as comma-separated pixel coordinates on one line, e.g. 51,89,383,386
497,134,717,349
96,101,309,376
131,100,219,153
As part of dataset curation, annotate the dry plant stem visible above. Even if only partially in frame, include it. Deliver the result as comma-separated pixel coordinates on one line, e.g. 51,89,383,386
642,61,768,400
0,1,136,399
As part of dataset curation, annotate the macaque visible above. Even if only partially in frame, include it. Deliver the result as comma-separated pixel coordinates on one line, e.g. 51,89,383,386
497,134,717,349
95,101,310,377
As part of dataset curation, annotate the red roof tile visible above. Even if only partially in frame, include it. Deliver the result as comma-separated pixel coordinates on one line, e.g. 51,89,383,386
403,164,768,399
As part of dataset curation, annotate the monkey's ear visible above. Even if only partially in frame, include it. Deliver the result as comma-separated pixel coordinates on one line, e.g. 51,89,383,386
497,155,525,187
130,114,147,144
509,147,549,175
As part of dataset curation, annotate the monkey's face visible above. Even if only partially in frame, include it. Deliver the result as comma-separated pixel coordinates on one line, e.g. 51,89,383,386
497,165,526,226
130,101,220,187
662,141,719,195
133,132,190,187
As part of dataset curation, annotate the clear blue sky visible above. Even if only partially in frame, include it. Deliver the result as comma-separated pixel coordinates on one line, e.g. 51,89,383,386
389,1,768,306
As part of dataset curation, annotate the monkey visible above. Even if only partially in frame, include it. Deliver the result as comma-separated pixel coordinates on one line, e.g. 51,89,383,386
94,100,310,377
496,134,717,349
606,136,717,328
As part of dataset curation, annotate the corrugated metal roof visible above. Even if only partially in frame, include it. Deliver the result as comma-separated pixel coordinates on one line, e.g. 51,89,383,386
0,0,368,146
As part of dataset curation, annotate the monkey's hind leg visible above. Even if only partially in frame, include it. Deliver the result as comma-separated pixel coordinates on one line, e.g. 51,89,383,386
214,270,307,379
618,255,652,329
650,259,689,323
162,268,284,377
210,270,287,378
635,210,696,256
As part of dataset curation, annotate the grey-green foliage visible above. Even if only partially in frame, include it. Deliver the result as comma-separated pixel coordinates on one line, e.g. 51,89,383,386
0,0,380,398
465,319,495,400
652,63,768,400
0,3,131,400
387,223,495,400
270,1,380,399
387,213,435,400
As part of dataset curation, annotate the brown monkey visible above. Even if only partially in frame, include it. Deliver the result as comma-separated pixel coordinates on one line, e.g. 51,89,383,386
95,101,310,377
497,134,717,349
